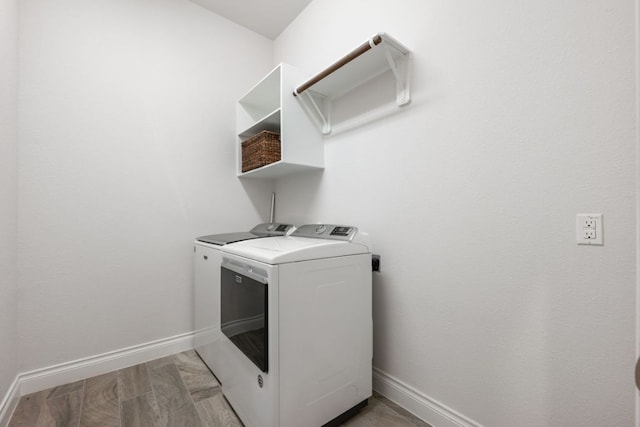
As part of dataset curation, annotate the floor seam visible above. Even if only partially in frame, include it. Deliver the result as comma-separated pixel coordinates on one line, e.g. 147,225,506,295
76,380,86,427
117,371,122,427
143,361,161,427
173,353,207,426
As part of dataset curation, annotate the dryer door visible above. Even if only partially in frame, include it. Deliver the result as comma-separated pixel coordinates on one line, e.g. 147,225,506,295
221,260,269,373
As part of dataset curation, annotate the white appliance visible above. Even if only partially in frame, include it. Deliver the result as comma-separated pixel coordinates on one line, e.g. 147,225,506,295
193,222,294,383
219,224,372,427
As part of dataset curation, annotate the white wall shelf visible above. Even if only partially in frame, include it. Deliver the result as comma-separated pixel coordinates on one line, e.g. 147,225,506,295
238,109,281,139
293,33,411,135
236,63,323,179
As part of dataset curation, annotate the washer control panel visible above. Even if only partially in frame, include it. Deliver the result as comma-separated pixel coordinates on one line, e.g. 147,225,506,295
250,223,294,236
292,224,358,241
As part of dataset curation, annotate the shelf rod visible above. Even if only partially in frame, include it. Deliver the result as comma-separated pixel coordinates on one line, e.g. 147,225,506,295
293,34,383,96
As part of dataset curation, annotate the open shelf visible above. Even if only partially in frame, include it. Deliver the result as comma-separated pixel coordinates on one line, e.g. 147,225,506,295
236,63,324,179
237,161,323,179
238,109,281,139
238,67,280,121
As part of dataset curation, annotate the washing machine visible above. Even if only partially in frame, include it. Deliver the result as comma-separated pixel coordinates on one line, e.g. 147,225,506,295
193,222,294,383
219,224,372,427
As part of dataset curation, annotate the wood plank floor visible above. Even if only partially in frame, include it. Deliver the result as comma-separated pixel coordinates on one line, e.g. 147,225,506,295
8,350,430,426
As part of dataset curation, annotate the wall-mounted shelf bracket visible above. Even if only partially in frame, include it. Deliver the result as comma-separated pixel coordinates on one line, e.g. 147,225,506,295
299,90,331,134
383,43,410,106
294,33,411,135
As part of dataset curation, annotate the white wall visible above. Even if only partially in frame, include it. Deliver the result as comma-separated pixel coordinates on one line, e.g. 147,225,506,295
274,1,636,425
17,0,275,372
0,0,19,402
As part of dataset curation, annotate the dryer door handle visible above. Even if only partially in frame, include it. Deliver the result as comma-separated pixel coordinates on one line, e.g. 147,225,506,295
221,260,268,284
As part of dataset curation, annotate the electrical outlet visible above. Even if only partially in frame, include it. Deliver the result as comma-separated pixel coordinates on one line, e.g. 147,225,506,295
584,217,596,229
576,214,603,245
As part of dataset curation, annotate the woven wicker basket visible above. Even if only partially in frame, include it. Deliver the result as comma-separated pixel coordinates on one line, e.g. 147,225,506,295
241,130,281,173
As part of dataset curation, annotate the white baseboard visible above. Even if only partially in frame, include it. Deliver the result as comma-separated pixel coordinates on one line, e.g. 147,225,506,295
372,367,483,427
18,331,194,396
0,376,20,427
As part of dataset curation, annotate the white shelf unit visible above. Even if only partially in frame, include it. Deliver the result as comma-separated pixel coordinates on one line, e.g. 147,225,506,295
293,33,411,135
237,63,323,179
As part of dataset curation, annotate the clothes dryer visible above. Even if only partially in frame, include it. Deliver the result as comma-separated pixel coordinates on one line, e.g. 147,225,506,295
219,224,372,427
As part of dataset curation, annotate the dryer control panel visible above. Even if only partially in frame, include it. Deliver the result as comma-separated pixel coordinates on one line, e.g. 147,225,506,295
292,224,358,241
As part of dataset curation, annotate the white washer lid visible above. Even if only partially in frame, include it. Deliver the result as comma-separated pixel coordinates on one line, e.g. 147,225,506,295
221,236,370,264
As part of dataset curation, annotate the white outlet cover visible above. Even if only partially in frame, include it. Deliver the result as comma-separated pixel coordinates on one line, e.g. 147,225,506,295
576,213,603,245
